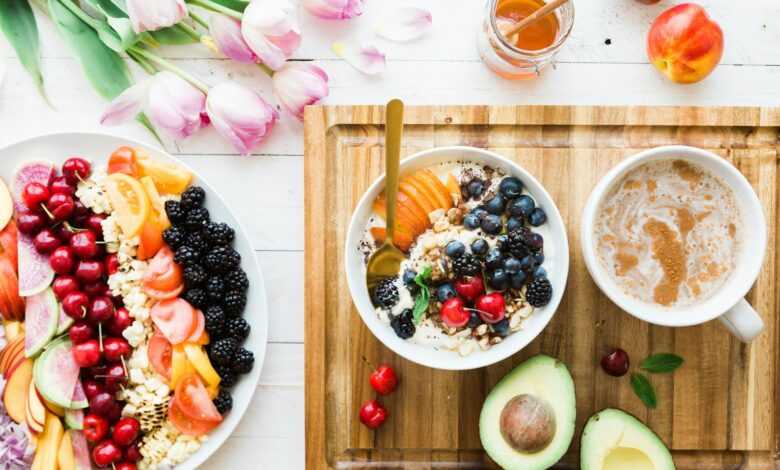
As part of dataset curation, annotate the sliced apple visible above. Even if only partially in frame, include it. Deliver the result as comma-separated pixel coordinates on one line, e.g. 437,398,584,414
372,196,424,237
402,176,441,214
370,226,413,252
397,191,430,230
28,381,46,429
3,358,32,423
4,321,23,343
40,390,64,418
57,429,75,470
399,180,436,215
4,337,26,377
0,178,13,232
0,220,18,271
36,411,63,470
0,336,23,374
0,258,24,321
26,394,43,434
417,170,453,210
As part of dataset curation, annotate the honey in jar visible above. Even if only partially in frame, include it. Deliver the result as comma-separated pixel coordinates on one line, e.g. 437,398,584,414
496,0,560,51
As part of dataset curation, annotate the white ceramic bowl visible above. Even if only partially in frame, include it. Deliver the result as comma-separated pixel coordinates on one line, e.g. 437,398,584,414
0,132,268,470
345,146,569,370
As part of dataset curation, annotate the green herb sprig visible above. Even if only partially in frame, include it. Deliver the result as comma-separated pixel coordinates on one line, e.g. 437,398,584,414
412,266,432,325
629,353,684,408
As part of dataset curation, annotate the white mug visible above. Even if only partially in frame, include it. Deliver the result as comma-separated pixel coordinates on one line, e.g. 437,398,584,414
580,146,766,342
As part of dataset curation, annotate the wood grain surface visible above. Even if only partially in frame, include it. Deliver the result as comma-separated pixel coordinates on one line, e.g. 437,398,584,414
305,105,780,469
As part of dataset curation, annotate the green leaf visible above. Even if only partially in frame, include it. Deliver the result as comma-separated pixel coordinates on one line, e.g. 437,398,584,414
58,0,139,51
0,0,46,98
412,266,432,325
151,26,198,45
630,373,657,409
209,0,248,12
640,353,684,374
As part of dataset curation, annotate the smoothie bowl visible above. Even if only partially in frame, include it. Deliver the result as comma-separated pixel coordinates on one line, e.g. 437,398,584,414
345,147,569,370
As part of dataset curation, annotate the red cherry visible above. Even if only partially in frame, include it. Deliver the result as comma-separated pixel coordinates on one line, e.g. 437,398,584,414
83,281,109,298
62,157,91,185
369,364,398,395
33,228,61,254
70,230,99,259
88,296,115,323
88,392,116,417
62,291,89,319
49,246,76,274
68,321,95,344
53,224,76,244
475,293,506,324
75,259,104,283
92,439,122,467
72,339,101,367
82,379,105,402
454,275,485,301
105,363,127,389
601,348,630,377
22,182,49,211
124,443,142,462
86,214,106,237
440,297,470,328
359,399,388,429
103,337,131,362
112,417,140,447
16,212,45,235
53,275,80,300
49,176,74,195
73,199,90,218
46,193,75,221
108,307,132,336
83,413,109,443
105,253,119,276
116,463,137,470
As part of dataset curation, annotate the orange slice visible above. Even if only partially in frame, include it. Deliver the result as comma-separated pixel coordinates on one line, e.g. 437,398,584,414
136,151,193,195
105,173,150,238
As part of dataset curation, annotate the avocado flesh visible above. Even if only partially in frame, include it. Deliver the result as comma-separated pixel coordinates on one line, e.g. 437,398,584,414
581,408,675,470
479,355,576,470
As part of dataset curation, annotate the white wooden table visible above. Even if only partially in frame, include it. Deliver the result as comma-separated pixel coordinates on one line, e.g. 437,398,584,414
1,0,778,467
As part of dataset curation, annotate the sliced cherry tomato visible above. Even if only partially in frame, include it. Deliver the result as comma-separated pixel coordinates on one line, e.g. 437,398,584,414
108,147,138,177
168,396,219,436
148,329,172,381
104,173,150,238
175,374,223,423
136,217,165,261
144,284,184,301
150,298,197,345
143,246,183,293
186,310,205,344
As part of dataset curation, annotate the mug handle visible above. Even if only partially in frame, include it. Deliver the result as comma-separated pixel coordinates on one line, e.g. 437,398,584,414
717,298,764,343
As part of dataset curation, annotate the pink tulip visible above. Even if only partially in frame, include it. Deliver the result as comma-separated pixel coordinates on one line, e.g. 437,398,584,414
303,0,364,20
126,0,188,33
242,0,301,71
206,81,279,155
209,15,257,64
101,71,207,140
273,63,329,120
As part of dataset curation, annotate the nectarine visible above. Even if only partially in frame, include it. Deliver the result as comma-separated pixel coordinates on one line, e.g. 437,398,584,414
647,3,723,84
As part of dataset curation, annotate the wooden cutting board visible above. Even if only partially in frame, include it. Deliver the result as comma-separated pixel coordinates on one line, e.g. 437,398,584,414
304,105,780,469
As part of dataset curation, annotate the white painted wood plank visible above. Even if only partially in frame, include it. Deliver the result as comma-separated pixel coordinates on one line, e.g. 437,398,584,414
259,343,304,386
257,252,304,343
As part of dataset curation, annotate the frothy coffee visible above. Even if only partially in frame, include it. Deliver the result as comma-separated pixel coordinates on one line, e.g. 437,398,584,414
594,159,740,308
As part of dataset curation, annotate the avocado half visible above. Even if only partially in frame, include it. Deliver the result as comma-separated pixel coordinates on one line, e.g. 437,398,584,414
479,355,576,470
581,409,675,470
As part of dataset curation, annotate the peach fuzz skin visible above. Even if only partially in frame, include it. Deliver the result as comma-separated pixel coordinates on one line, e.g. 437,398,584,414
647,3,724,84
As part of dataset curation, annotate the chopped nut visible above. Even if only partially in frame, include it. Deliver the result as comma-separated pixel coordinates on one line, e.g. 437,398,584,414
490,337,503,345
458,341,475,356
510,314,522,331
433,217,450,232
428,209,446,224
478,337,490,350
506,304,516,314
516,304,534,318
475,324,488,336
455,328,472,338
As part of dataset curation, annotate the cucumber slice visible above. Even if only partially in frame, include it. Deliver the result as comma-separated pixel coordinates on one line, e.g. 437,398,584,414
33,337,87,409
24,288,58,358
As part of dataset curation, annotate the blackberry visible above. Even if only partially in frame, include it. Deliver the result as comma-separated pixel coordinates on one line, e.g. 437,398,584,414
210,338,238,366
227,317,251,342
452,253,482,277
205,246,241,273
162,226,186,249
204,305,226,338
213,389,233,415
204,222,235,246
214,363,237,388
185,231,209,254
233,348,254,374
183,264,208,288
206,277,226,302
174,245,200,266
224,269,249,292
184,207,210,232
390,309,415,340
180,186,206,211
526,277,553,307
183,288,207,308
223,290,247,316
372,278,398,309
506,227,534,258
165,200,186,225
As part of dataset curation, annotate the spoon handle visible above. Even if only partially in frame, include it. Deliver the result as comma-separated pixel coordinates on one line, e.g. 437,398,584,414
384,99,404,244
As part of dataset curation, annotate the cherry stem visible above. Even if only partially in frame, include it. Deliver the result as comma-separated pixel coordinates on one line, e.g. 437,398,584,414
64,221,86,233
121,356,128,377
39,203,54,220
98,323,104,352
80,306,87,319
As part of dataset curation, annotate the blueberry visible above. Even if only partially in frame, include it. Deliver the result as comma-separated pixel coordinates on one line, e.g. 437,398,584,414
506,217,523,233
481,214,503,235
486,248,504,269
467,311,483,328
528,208,547,226
499,177,524,199
492,318,510,337
402,269,417,285
488,269,509,291
496,234,509,251
445,240,466,258
533,266,548,279
485,195,506,215
467,179,485,198
436,283,457,302
510,271,527,289
520,255,539,272
464,213,480,230
471,207,489,220
533,252,545,264
471,238,488,256
508,195,535,218
503,257,522,274
527,233,544,252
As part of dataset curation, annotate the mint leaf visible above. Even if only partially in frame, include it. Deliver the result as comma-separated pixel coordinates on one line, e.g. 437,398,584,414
640,353,684,374
630,373,657,408
412,266,432,325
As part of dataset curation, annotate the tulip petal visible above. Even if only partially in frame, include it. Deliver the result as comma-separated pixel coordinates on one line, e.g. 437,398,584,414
146,71,206,139
242,0,301,71
273,63,329,120
303,0,364,20
207,81,279,155
127,0,188,33
375,7,432,42
100,80,150,126
209,14,257,64
332,42,386,75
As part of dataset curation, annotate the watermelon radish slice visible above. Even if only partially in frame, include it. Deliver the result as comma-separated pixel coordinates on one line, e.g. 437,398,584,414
24,288,58,357
55,304,74,335
64,408,83,430
70,379,87,409
11,161,54,213
32,336,86,409
68,429,92,470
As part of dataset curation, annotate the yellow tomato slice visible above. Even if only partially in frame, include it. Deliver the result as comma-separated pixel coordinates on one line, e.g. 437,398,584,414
171,345,196,390
183,343,221,392
136,152,193,195
105,173,150,238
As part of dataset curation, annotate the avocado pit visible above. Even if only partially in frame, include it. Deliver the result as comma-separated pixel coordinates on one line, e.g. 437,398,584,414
499,394,556,453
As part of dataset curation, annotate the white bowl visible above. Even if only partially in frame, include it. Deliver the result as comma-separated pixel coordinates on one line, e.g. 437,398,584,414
0,132,268,470
345,146,569,370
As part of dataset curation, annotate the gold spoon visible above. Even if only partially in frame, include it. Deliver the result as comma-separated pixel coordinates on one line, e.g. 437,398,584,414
366,99,406,292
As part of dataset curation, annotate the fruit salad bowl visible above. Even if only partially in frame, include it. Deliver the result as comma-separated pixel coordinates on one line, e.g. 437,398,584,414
0,132,268,470
345,146,569,370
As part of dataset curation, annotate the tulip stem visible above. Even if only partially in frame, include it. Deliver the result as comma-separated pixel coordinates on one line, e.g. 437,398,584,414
188,0,243,21
127,49,158,75
128,46,211,94
257,63,275,77
176,21,202,41
189,11,210,29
